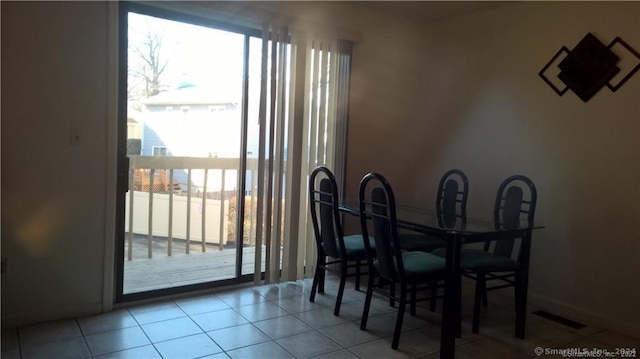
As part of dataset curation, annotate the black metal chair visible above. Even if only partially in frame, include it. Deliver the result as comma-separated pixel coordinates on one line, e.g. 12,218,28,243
435,174,537,334
398,169,469,252
309,166,371,316
358,172,446,349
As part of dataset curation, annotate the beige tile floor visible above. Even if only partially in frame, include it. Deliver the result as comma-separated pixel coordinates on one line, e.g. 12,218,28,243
2,276,638,359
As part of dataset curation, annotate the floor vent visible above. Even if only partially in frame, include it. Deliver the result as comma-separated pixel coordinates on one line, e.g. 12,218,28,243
532,310,586,329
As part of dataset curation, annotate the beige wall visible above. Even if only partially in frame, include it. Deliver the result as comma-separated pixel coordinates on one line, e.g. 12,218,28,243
2,1,639,337
2,2,112,326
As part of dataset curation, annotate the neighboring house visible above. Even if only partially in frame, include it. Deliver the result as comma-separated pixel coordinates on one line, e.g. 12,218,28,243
141,82,241,158
137,82,259,192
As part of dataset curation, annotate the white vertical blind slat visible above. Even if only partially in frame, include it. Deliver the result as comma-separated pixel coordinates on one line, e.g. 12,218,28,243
270,26,288,283
309,39,321,169
283,31,304,281
300,34,316,279
333,41,352,197
317,40,328,166
325,40,339,172
254,25,270,284
263,26,277,283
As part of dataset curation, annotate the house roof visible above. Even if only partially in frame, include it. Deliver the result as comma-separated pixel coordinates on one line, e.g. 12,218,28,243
142,83,241,106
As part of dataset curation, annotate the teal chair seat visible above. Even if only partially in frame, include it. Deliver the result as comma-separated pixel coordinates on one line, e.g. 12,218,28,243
374,251,445,282
345,234,375,257
324,234,375,261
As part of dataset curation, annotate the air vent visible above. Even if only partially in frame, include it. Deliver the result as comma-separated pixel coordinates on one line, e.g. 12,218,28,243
532,310,586,330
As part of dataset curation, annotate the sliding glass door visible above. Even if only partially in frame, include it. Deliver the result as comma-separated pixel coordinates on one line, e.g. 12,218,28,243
115,2,354,303
115,3,264,302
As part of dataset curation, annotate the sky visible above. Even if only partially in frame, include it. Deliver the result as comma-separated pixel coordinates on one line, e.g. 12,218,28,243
128,12,255,96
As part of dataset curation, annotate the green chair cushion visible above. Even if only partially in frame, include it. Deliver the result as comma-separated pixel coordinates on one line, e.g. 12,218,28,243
398,233,446,252
431,248,519,272
375,251,445,282
325,234,374,261
431,248,445,257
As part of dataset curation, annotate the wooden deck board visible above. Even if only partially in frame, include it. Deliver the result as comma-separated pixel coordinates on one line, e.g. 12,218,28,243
123,235,264,294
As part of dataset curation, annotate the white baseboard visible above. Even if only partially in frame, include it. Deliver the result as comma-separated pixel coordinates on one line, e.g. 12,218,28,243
528,292,640,339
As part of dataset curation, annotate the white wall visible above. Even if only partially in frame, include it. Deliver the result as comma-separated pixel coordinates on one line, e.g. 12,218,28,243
1,2,111,326
345,2,640,336
2,1,639,338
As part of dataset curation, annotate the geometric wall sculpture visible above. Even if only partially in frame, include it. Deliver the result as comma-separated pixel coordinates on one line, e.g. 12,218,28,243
539,33,640,102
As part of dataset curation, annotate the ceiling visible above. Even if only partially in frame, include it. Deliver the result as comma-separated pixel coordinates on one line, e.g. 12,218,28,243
354,1,507,23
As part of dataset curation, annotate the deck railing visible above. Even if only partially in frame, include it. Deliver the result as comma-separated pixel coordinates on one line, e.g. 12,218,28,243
125,156,258,260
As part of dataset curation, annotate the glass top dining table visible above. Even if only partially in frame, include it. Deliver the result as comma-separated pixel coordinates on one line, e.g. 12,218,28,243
339,202,544,359
341,202,542,237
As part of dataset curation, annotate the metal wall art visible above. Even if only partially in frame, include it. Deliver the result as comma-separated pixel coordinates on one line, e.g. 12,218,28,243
539,33,640,102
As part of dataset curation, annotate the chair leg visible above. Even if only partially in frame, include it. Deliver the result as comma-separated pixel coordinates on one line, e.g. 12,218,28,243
334,260,348,316
410,283,417,316
429,280,438,312
482,283,488,308
390,282,396,307
310,262,322,302
318,257,326,294
355,260,361,291
472,273,486,333
392,287,407,349
514,270,528,339
360,274,375,330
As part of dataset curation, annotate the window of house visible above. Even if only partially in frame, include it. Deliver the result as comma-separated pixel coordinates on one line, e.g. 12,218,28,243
152,146,167,156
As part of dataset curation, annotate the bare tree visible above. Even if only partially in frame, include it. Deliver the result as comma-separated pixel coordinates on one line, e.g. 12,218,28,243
128,27,169,100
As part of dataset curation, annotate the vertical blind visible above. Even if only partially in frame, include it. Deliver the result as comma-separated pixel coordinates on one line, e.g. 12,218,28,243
254,25,353,284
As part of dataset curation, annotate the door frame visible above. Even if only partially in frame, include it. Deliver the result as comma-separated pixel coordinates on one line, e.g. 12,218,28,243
114,1,262,303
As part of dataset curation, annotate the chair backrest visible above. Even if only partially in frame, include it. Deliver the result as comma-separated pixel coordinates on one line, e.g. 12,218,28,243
490,175,538,257
436,169,469,229
309,166,345,259
359,172,403,283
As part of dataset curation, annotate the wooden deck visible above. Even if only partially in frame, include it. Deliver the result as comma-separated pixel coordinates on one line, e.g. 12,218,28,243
123,235,265,294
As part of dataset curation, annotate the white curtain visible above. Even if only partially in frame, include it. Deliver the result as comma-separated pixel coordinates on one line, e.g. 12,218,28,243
254,25,352,284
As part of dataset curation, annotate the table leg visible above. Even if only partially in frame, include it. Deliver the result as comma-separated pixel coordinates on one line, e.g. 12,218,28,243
515,230,532,339
440,232,461,359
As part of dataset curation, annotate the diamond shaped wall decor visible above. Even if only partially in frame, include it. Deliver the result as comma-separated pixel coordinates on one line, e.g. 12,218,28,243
606,37,640,92
539,33,639,102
